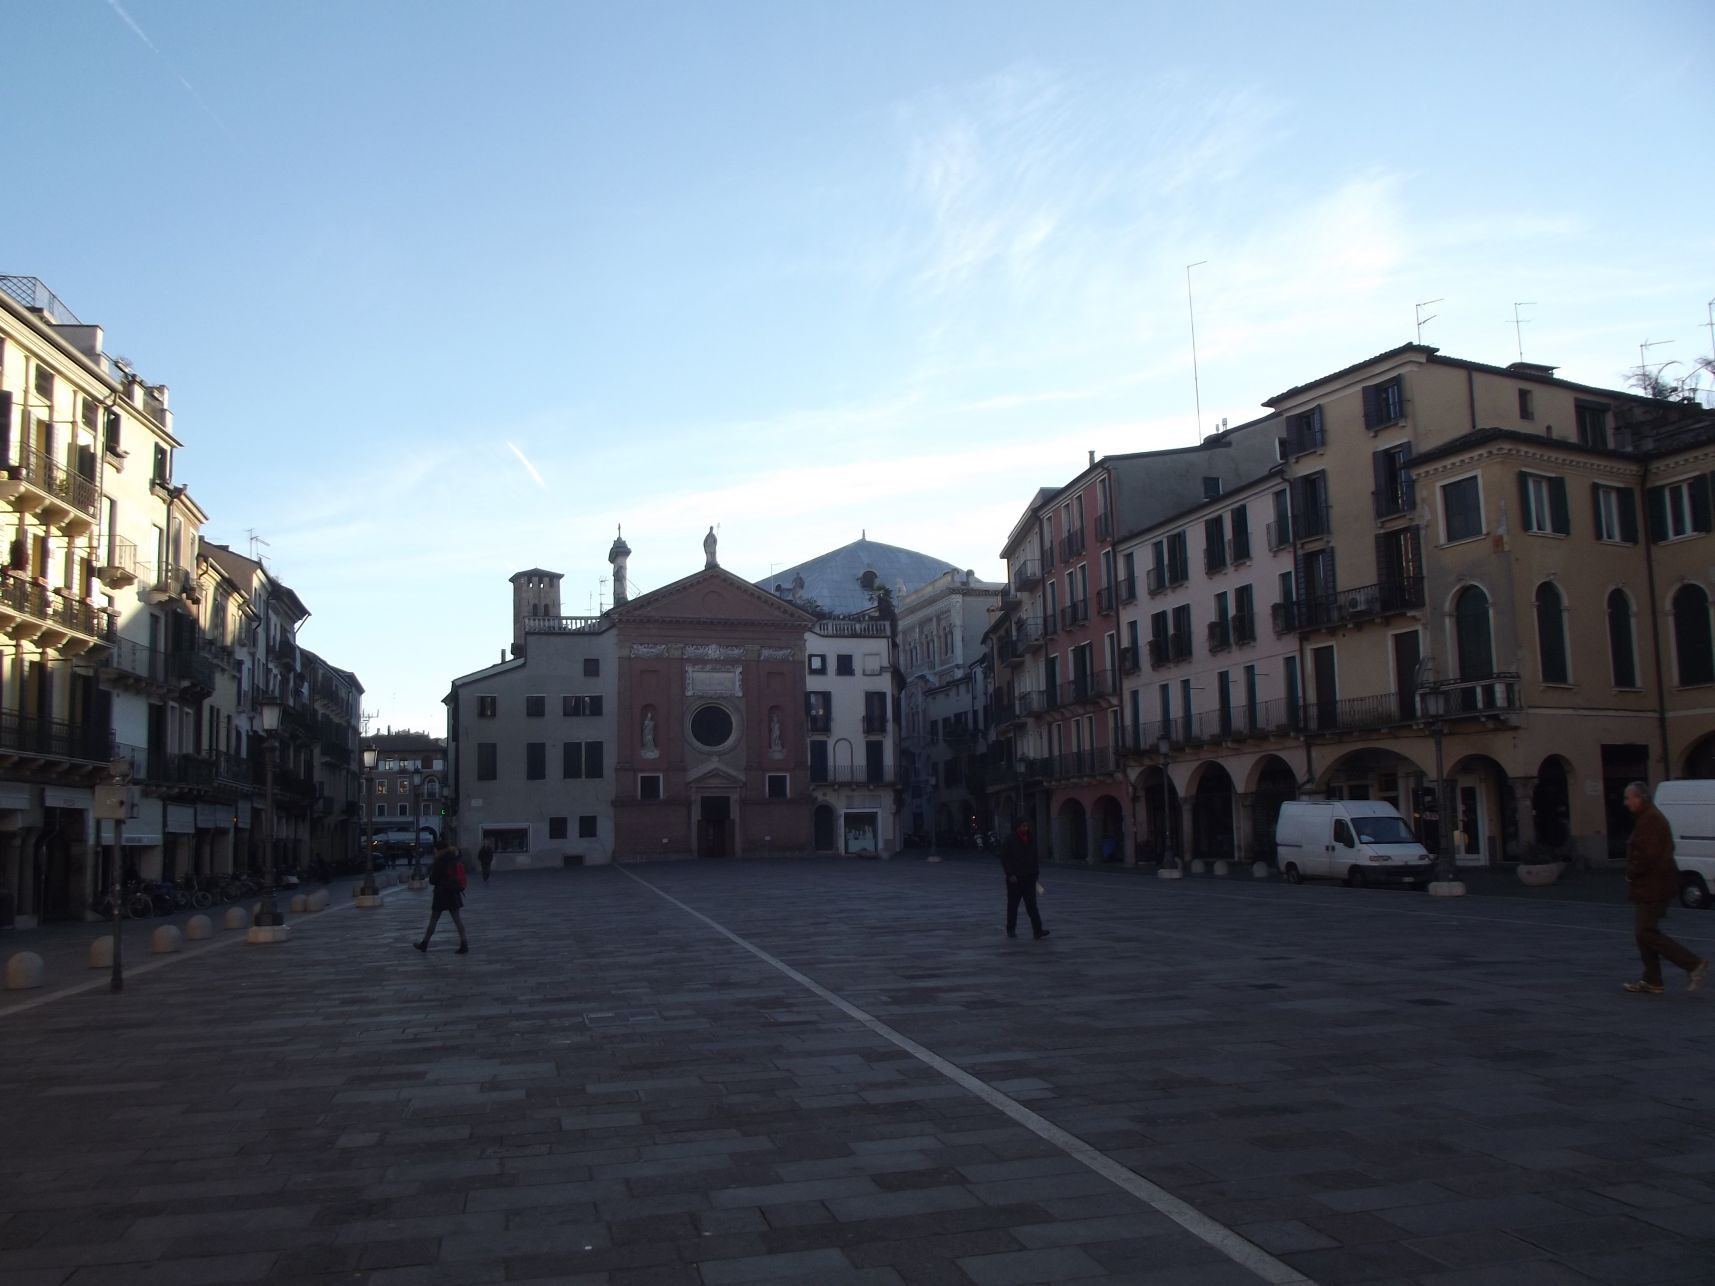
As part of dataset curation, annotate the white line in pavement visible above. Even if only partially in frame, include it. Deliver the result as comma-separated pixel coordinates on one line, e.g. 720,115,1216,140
618,866,1314,1286
0,884,410,1022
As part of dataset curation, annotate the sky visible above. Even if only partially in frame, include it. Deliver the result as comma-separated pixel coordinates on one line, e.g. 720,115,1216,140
3,1,1711,734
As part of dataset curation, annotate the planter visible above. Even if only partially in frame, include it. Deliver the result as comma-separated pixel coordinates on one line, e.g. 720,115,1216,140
1517,862,1565,887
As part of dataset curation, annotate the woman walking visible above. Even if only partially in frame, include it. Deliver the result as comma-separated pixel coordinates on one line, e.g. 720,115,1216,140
414,843,469,954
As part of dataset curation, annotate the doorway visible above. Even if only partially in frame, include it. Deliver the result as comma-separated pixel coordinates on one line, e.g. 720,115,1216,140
696,795,733,859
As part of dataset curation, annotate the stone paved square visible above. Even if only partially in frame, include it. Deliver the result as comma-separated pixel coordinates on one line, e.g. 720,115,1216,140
2,858,1712,1284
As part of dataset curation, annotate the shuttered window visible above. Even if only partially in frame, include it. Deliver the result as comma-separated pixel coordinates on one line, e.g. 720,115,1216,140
1646,477,1713,542
1518,472,1570,536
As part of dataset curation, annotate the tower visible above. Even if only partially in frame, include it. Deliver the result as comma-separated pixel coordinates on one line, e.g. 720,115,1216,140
608,527,632,606
509,568,563,658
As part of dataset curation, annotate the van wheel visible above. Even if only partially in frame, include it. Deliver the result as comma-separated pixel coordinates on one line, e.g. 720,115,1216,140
1682,873,1710,910
1283,863,1302,885
1347,866,1367,888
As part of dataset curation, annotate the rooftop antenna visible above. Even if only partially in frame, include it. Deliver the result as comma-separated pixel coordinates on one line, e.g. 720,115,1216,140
246,528,271,561
598,576,609,614
1509,302,1535,362
1639,338,1673,391
1186,260,1208,441
1703,296,1715,366
1414,298,1444,344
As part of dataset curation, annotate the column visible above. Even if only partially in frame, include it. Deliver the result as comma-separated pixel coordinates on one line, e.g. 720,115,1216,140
1234,792,1257,864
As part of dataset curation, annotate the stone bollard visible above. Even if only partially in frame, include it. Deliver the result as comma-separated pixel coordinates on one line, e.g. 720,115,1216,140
150,925,182,955
289,893,308,913
224,906,248,931
1212,860,1230,877
185,914,213,940
1157,865,1184,880
89,937,114,969
1189,859,1207,875
1252,861,1270,879
306,891,327,912
4,952,45,990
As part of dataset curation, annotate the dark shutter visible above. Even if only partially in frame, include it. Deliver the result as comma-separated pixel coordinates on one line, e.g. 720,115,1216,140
1361,384,1381,430
1548,476,1570,535
0,391,11,459
1646,485,1668,543
1374,532,1391,584
1517,473,1534,530
1618,488,1639,544
1373,450,1390,518
585,742,603,778
1691,475,1713,534
1590,482,1604,536
1398,444,1415,507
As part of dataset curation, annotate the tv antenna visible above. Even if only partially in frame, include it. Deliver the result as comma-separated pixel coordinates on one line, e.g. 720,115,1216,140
1186,260,1208,441
1639,338,1674,389
1414,298,1444,344
1509,302,1535,362
246,528,271,561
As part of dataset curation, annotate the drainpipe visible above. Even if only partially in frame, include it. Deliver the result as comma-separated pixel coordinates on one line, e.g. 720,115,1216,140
1641,468,1672,778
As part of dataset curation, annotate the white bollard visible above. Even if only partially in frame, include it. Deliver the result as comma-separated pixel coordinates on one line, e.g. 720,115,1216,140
88,937,114,969
1189,859,1207,875
149,925,182,955
4,952,44,990
1252,861,1270,879
289,894,308,913
1212,860,1230,877
185,914,213,940
224,906,247,930
1157,865,1184,880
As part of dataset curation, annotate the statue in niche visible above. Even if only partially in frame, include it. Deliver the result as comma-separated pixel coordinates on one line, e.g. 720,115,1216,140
641,709,658,758
769,708,783,752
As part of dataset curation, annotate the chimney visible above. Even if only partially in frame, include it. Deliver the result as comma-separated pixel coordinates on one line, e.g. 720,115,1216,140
1088,449,1095,466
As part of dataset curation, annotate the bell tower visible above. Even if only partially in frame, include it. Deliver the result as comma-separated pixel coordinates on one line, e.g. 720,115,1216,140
608,527,632,606
509,568,563,658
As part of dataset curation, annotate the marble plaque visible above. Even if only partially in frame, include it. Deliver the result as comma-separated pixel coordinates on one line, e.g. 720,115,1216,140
685,664,741,696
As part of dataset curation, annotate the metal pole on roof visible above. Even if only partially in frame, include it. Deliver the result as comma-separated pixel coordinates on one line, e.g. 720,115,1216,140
1414,299,1443,344
1510,302,1535,362
1186,261,1207,441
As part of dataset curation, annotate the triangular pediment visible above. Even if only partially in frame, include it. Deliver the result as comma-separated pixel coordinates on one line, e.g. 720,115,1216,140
686,762,747,787
613,566,816,627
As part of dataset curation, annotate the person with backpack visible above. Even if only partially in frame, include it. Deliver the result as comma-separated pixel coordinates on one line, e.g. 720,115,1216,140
414,842,469,954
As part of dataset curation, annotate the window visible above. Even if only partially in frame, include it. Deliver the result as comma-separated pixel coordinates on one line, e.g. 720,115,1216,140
1519,473,1570,536
1169,603,1191,660
375,779,388,796
477,695,497,718
1574,401,1610,449
1202,476,1222,500
563,741,603,778
862,653,882,676
582,658,600,677
1518,388,1535,421
639,774,663,800
1166,531,1189,584
1608,589,1639,689
1454,586,1494,681
1229,505,1250,562
1647,476,1713,542
1233,584,1256,643
806,691,831,732
1440,476,1483,543
578,816,597,839
34,366,54,401
1285,405,1325,456
809,739,829,783
767,773,788,800
1362,376,1404,429
400,804,410,817
1535,583,1569,684
476,743,497,780
1593,484,1638,544
1373,445,1415,518
526,742,546,779
1672,584,1714,686
548,816,567,839
690,705,734,750
807,653,827,675
563,694,603,716
525,694,546,717
835,654,855,676
1204,515,1227,572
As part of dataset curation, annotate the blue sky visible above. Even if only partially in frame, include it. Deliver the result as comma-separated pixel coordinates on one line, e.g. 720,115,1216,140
4,1,1711,733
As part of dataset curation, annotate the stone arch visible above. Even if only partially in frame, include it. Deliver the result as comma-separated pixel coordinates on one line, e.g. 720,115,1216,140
1249,755,1299,865
1531,754,1574,853
1606,587,1640,688
1452,583,1495,682
1054,797,1089,864
1134,767,1181,863
1447,752,1517,864
1681,731,1715,780
1533,580,1569,685
1191,763,1236,861
1671,582,1715,687
1313,745,1431,796
831,738,856,779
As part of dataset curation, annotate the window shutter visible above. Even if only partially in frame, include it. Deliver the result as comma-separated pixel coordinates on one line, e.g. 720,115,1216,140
1691,475,1713,534
1589,482,1604,536
1619,488,1639,544
1548,476,1570,535
1398,444,1415,507
585,742,603,778
1646,485,1669,543
1361,385,1380,430
0,391,11,455
1517,472,1534,530
1374,532,1390,583
1372,450,1389,517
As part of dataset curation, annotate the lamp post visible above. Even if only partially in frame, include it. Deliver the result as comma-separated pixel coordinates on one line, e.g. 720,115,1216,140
251,697,287,934
409,767,424,880
1156,735,1182,879
1418,683,1465,897
356,745,380,903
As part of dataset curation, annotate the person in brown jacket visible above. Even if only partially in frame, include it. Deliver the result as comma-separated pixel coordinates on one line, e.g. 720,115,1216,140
1622,782,1707,994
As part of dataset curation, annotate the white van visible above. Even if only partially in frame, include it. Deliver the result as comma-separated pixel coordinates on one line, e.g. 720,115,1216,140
1654,780,1715,910
1275,801,1434,888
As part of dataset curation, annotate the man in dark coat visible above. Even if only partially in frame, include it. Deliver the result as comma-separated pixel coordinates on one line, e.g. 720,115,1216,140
999,818,1049,940
414,843,469,955
1623,782,1706,994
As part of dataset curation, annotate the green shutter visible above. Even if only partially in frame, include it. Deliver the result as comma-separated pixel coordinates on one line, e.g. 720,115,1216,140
1518,473,1534,531
1618,488,1639,544
1691,475,1713,534
1548,476,1570,535
1646,486,1669,543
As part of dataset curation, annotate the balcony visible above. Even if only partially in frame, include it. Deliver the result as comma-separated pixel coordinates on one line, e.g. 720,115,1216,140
1011,559,1042,591
1232,612,1257,645
1096,586,1116,615
1373,486,1414,520
141,562,199,608
1275,577,1426,633
0,575,112,655
1118,575,1137,604
1205,546,1228,575
1018,618,1047,652
1041,611,1060,640
1059,530,1086,560
807,711,832,734
1095,512,1112,541
0,448,99,537
524,614,604,635
1119,644,1141,675
214,751,252,786
1432,673,1525,721
1034,747,1117,781
99,637,170,690
1016,689,1048,717
991,693,1018,725
167,648,215,696
1146,633,1192,667
97,537,139,590
1284,419,1326,457
1060,599,1090,630
862,713,888,735
1266,517,1293,549
0,710,110,767
813,765,897,787
1207,619,1231,653
1052,670,1114,709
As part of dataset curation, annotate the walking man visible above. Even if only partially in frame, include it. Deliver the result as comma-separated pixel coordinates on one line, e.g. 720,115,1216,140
414,842,469,955
1622,781,1706,994
1000,817,1049,940
477,841,494,884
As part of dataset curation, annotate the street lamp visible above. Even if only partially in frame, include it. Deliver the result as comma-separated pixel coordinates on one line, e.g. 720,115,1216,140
1156,735,1182,879
357,745,380,902
1417,683,1465,897
409,766,424,880
252,697,286,931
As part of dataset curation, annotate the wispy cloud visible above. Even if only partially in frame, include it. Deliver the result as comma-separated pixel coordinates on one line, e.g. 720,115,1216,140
507,442,548,490
104,0,235,138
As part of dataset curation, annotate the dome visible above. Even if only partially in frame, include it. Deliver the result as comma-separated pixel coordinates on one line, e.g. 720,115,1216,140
757,538,958,616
